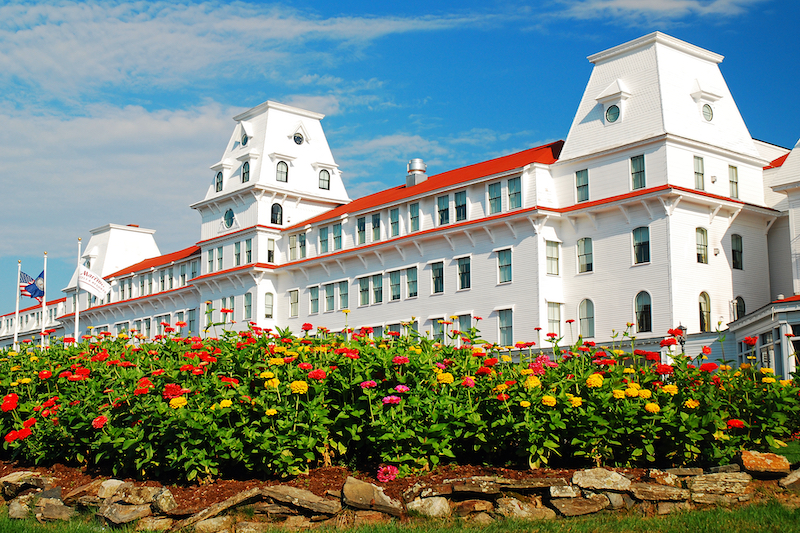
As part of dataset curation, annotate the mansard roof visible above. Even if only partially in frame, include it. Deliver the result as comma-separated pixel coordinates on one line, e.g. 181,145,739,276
104,246,201,280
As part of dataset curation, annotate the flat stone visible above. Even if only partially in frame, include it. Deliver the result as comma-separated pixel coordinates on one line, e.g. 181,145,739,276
779,469,800,490
471,512,494,525
450,478,501,494
452,499,494,516
342,477,402,517
8,498,30,519
648,469,680,487
135,516,174,531
117,486,163,505
234,521,272,533
37,501,76,521
572,468,631,492
98,479,131,499
171,487,264,531
630,483,690,501
710,464,741,474
75,495,103,508
250,501,297,516
497,477,568,489
496,497,556,520
100,502,152,524
262,485,341,515
1,471,54,498
550,485,581,498
407,496,450,517
154,488,178,513
691,493,739,506
195,515,235,533
550,494,609,517
39,487,62,499
402,482,453,501
687,473,751,494
604,492,625,509
281,515,312,530
63,479,105,504
353,510,391,525
739,451,791,477
657,501,692,515
664,468,704,476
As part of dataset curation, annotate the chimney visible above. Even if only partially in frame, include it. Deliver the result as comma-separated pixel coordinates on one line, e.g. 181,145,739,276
406,158,427,187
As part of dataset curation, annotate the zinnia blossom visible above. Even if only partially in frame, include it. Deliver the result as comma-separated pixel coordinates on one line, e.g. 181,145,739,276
1,393,19,412
524,375,542,388
377,465,398,482
169,397,188,409
519,400,531,408
437,372,454,384
308,369,327,380
219,399,233,408
265,408,278,416
645,402,660,414
662,384,678,396
699,362,719,373
612,389,625,399
659,337,677,347
38,370,52,379
394,385,410,393
461,377,476,388
743,336,758,347
586,374,604,388
763,377,776,384
702,345,712,355
625,388,639,398
569,396,583,407
655,364,674,375
289,381,309,394
301,323,313,331
360,380,377,389
684,399,700,409
392,356,410,365
638,389,652,399
727,419,745,429
298,362,312,370
92,415,108,429
542,395,556,407
496,393,510,401
382,395,401,405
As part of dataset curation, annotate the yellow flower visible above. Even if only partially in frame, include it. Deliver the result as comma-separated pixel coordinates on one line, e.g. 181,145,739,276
379,344,387,349
265,408,278,416
449,316,459,321
628,382,641,390
8,351,18,356
342,309,350,314
260,371,275,379
623,368,635,374
494,383,508,392
520,369,534,375
269,357,285,366
525,375,542,388
645,402,660,414
210,403,217,410
501,355,512,362
638,389,652,399
265,378,280,388
437,372,454,384
760,367,775,374
662,384,678,396
762,377,776,384
733,371,742,377
542,395,556,407
118,333,129,339
720,365,732,371
684,399,700,409
286,351,298,356
170,397,188,409
612,349,624,356
520,401,531,408
220,399,233,408
586,374,604,388
29,356,38,362
569,396,583,407
10,365,21,372
289,380,308,394
10,382,19,387
19,378,31,384
739,364,751,370
780,380,792,386
612,389,625,399
432,367,442,374
701,355,708,360
625,388,639,398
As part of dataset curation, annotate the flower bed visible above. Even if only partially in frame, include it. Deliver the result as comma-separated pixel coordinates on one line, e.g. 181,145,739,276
1,322,799,482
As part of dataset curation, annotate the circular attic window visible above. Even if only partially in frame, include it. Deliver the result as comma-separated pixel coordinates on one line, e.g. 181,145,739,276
606,105,620,123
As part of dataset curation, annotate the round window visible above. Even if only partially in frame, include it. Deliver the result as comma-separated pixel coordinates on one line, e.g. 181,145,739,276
702,104,713,122
224,209,234,229
241,133,248,146
293,133,304,145
605,104,620,123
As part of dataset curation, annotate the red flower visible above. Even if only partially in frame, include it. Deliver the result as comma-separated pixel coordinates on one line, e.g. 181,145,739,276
702,345,712,355
727,419,745,429
92,416,108,429
743,336,758,347
23,418,36,429
392,356,410,365
660,338,677,347
4,430,19,443
134,388,149,396
152,369,166,376
38,370,52,380
546,332,558,338
566,319,575,324
308,369,327,380
162,384,190,399
2,393,19,412
699,362,719,373
483,357,499,367
219,376,240,386
298,362,312,370
301,323,313,331
667,328,683,337
17,427,32,440
496,393,510,401
475,366,492,376
655,364,674,375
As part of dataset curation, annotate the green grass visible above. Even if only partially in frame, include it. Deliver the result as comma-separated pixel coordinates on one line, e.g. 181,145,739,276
1,500,799,533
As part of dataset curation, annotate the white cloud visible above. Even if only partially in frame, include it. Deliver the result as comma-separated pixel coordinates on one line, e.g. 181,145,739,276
555,0,769,23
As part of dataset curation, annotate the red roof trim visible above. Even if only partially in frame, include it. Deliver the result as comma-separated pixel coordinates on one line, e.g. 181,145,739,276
764,153,789,170
57,285,198,320
191,262,277,283
1,297,67,319
105,246,201,280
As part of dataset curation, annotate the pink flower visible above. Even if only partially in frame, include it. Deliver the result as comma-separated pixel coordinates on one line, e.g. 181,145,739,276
392,356,410,365
377,465,398,483
92,415,108,429
360,380,377,389
394,385,410,393
461,377,475,388
382,395,401,405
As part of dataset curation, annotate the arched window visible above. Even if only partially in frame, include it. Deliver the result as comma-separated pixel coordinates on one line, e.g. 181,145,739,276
732,234,743,270
215,171,223,192
635,291,651,332
696,228,708,264
264,292,274,319
579,299,595,338
633,227,650,264
733,296,746,321
271,204,283,225
319,169,330,190
242,161,250,183
699,292,711,332
276,161,288,183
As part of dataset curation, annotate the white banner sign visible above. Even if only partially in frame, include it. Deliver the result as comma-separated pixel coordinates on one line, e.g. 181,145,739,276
78,265,111,298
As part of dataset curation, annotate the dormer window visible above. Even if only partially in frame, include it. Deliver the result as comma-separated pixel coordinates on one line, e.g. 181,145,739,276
596,79,630,125
606,105,620,123
241,133,248,146
242,161,250,183
690,79,722,123
276,161,288,182
319,169,330,190
702,104,713,122
215,172,223,192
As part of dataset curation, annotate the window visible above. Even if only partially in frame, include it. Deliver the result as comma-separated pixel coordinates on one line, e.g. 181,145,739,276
729,165,739,199
319,169,330,190
168,268,174,289
319,227,329,254
264,293,274,319
324,284,334,312
390,209,399,237
147,273,152,294
242,161,250,183
235,242,241,266
244,293,252,320
299,234,306,258
188,309,196,332
457,257,471,290
333,223,342,250
372,274,383,304
180,263,187,285
579,299,595,338
191,260,198,279
458,315,471,337
159,270,166,291
437,196,450,225
694,156,704,190
310,286,319,314
357,217,366,245
546,241,560,275
410,203,420,232
488,182,502,214
631,155,645,190
494,309,511,346
271,204,282,225
455,191,467,221
215,172,223,192
696,228,708,264
407,266,418,298
577,238,593,273
498,249,512,283
390,271,401,301
338,281,348,309
246,239,252,262
432,262,444,294
576,169,589,202
289,235,297,261
277,161,288,182
267,239,274,263
733,296,746,321
289,290,298,317
699,292,711,333
732,234,743,269
372,213,381,242
359,278,369,306
633,227,650,264
208,249,214,272
432,319,444,342
635,292,652,332
547,302,561,337
508,177,521,209
217,246,223,271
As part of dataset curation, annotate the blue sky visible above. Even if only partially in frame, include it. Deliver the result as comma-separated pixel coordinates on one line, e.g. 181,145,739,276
2,0,798,314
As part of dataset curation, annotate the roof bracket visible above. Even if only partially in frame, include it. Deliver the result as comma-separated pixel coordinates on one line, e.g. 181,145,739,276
586,211,599,231
443,234,455,251
505,221,517,239
335,258,347,273
373,250,384,266
357,254,368,269
617,205,630,224
299,267,309,281
463,230,475,247
394,244,406,261
413,240,423,256
320,262,330,276
709,204,722,224
765,216,777,235
566,216,578,231
640,200,653,220
483,226,495,243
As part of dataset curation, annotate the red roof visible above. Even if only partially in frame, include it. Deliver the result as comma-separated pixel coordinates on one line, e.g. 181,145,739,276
765,153,789,170
773,294,800,304
1,297,67,318
105,246,201,279
286,140,564,230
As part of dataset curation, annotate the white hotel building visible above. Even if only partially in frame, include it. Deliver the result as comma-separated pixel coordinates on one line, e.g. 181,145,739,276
3,32,800,375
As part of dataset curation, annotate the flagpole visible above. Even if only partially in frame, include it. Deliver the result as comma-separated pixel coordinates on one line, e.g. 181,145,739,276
75,238,82,341
40,252,48,348
13,261,21,351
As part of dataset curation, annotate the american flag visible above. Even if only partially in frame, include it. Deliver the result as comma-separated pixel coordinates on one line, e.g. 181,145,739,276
20,270,44,303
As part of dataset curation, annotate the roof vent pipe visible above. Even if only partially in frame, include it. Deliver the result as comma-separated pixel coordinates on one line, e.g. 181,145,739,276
406,158,427,187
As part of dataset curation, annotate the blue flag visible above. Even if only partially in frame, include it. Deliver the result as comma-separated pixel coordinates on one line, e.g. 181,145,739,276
20,270,45,303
